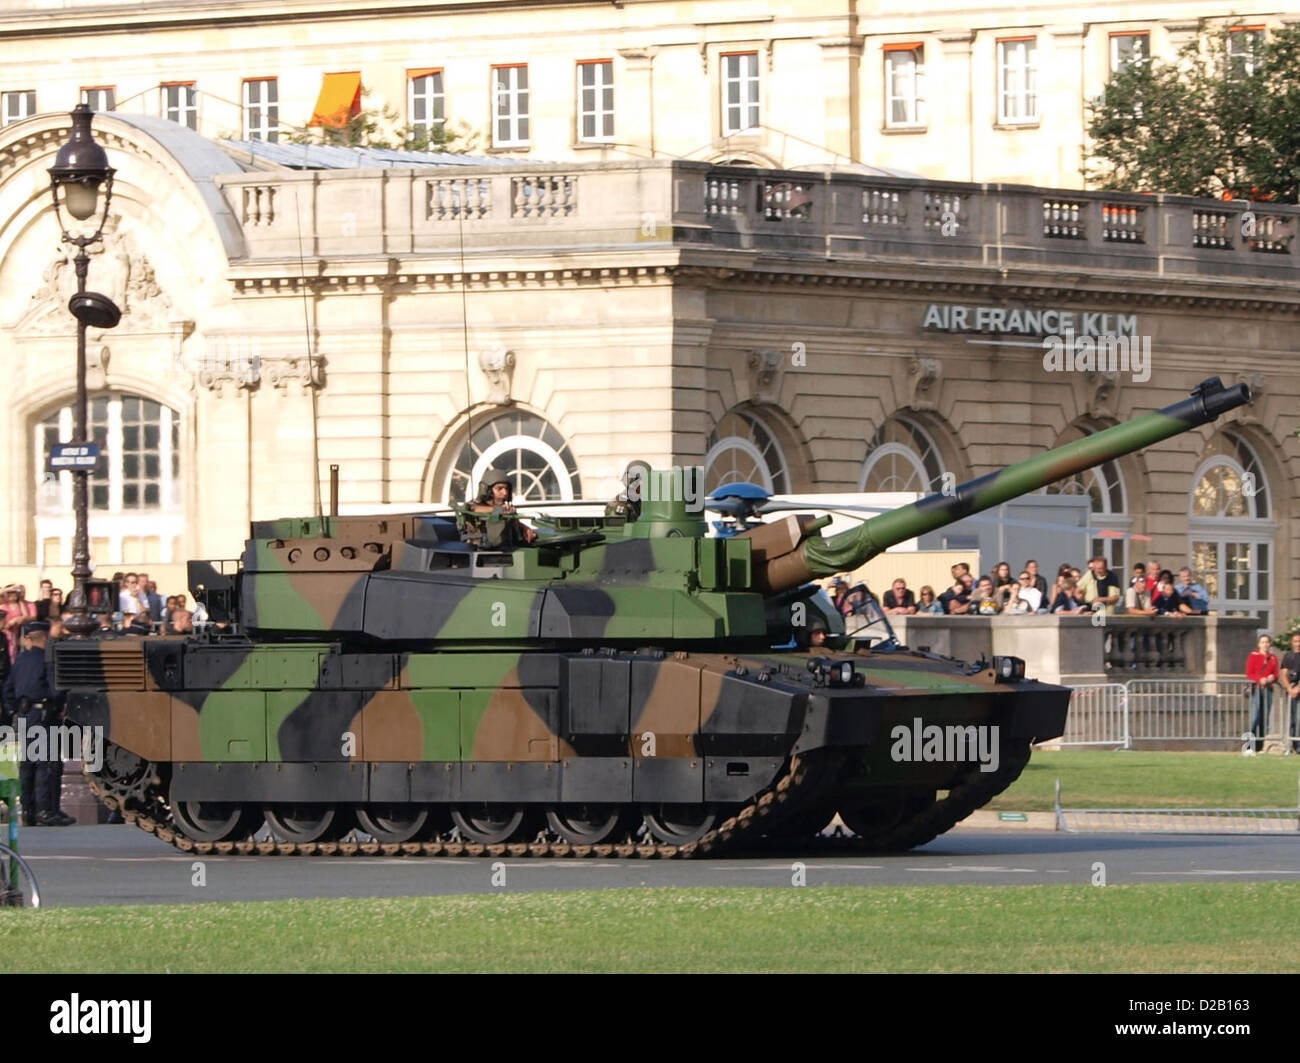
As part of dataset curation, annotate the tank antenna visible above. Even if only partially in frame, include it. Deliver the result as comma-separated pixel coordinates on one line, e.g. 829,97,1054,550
294,186,323,518
457,188,475,504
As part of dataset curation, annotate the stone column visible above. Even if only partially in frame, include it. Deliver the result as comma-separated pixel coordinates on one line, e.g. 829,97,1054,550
816,37,862,164
1049,25,1086,189
617,48,658,158
937,30,975,182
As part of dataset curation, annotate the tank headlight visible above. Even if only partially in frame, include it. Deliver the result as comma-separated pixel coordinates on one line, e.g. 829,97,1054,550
838,660,855,686
993,655,1025,681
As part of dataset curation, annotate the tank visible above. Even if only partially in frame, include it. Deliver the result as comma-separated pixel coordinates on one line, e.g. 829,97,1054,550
55,377,1251,857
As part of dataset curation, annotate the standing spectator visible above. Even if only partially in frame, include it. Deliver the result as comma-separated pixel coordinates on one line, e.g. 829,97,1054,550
828,577,852,618
1145,558,1162,594
992,562,1013,590
1124,568,1156,615
2,585,37,664
118,573,148,624
1024,560,1048,599
950,562,971,583
1279,632,1300,754
1014,570,1043,612
972,576,1001,615
1078,556,1121,614
1050,576,1085,613
1246,634,1280,753
34,579,55,621
882,579,917,615
1151,572,1183,616
171,609,194,635
1175,568,1210,616
1001,579,1032,614
138,573,165,624
917,586,944,614
939,573,973,615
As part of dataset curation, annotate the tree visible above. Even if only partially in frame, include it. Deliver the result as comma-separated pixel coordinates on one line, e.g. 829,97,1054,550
287,89,480,154
1086,23,1300,202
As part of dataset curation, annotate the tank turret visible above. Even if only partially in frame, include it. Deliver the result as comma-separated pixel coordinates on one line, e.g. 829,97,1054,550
215,377,1250,647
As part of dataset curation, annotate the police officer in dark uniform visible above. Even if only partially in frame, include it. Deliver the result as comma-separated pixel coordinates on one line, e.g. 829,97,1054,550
1,620,73,826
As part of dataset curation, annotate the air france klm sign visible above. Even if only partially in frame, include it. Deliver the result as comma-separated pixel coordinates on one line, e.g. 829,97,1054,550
922,303,1140,337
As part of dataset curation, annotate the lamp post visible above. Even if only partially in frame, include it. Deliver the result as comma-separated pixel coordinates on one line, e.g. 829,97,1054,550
48,104,122,639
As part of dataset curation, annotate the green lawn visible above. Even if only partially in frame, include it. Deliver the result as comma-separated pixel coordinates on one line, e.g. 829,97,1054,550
1,884,1296,973
987,750,1300,811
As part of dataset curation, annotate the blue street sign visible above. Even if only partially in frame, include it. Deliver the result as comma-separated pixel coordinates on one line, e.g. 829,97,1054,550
48,443,100,471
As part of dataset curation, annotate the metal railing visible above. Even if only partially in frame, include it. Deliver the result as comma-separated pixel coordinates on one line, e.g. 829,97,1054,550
1054,778,1300,835
1041,678,1296,751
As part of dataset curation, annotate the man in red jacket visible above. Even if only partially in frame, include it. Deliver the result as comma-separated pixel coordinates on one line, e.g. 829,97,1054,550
1246,634,1279,753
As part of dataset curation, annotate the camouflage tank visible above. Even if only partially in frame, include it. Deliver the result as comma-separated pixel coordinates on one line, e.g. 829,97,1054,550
56,378,1250,857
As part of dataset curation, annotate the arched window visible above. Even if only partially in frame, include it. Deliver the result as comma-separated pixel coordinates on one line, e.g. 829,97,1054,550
441,410,580,505
1189,431,1273,628
1043,442,1129,570
859,417,946,493
705,409,789,493
35,394,183,565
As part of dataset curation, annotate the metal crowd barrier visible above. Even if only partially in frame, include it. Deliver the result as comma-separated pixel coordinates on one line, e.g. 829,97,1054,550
1054,778,1300,835
1039,678,1297,752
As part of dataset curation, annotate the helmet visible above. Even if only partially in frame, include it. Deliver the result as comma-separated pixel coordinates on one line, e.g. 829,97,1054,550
477,469,513,502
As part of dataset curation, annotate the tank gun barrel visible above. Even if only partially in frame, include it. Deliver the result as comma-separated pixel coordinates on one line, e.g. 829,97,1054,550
753,376,1253,594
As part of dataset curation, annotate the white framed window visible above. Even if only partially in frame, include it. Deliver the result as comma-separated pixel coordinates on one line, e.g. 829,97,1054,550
577,60,614,142
80,87,115,112
2,90,36,126
408,70,445,140
707,409,790,494
243,77,279,142
442,410,580,504
1109,32,1149,72
493,64,529,147
35,395,183,566
997,38,1038,124
161,83,198,129
884,44,925,127
1229,26,1265,77
721,52,760,135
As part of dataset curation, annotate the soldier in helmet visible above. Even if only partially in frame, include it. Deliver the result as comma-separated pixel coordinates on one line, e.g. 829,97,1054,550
604,460,649,522
1,620,73,826
468,470,537,546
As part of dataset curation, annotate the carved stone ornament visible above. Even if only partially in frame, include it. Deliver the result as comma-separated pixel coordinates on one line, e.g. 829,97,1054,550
86,345,110,390
907,354,943,411
1230,373,1267,423
19,214,170,334
746,349,783,405
1085,369,1120,420
182,349,326,396
479,346,516,405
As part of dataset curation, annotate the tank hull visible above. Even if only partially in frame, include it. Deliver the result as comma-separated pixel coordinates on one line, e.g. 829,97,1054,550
59,637,1065,854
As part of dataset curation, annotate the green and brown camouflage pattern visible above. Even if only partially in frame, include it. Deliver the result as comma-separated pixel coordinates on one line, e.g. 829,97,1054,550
50,376,1250,849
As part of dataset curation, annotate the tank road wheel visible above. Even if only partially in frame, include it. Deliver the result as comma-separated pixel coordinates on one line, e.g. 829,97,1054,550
264,804,355,844
641,805,718,846
451,805,536,844
171,799,262,844
545,805,635,846
839,789,937,847
355,805,440,844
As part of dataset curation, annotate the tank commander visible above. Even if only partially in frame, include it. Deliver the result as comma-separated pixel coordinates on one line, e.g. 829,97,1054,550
467,470,537,546
604,460,650,522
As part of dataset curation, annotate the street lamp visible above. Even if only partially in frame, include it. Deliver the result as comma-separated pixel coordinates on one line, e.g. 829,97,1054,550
48,104,122,639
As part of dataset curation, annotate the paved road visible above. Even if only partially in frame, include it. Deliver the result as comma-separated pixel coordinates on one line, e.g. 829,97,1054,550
12,825,1300,907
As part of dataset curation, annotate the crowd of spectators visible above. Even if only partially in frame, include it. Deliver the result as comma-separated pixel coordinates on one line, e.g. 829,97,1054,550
0,572,208,664
831,555,1216,622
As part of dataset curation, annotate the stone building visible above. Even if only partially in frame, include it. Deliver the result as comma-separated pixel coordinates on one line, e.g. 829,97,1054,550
0,0,1294,188
0,111,1296,628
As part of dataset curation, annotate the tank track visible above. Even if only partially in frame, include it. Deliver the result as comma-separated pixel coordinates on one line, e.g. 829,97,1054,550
84,742,1030,858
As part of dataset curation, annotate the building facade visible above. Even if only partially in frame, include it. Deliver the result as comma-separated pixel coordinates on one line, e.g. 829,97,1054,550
0,111,1296,627
0,0,1295,187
